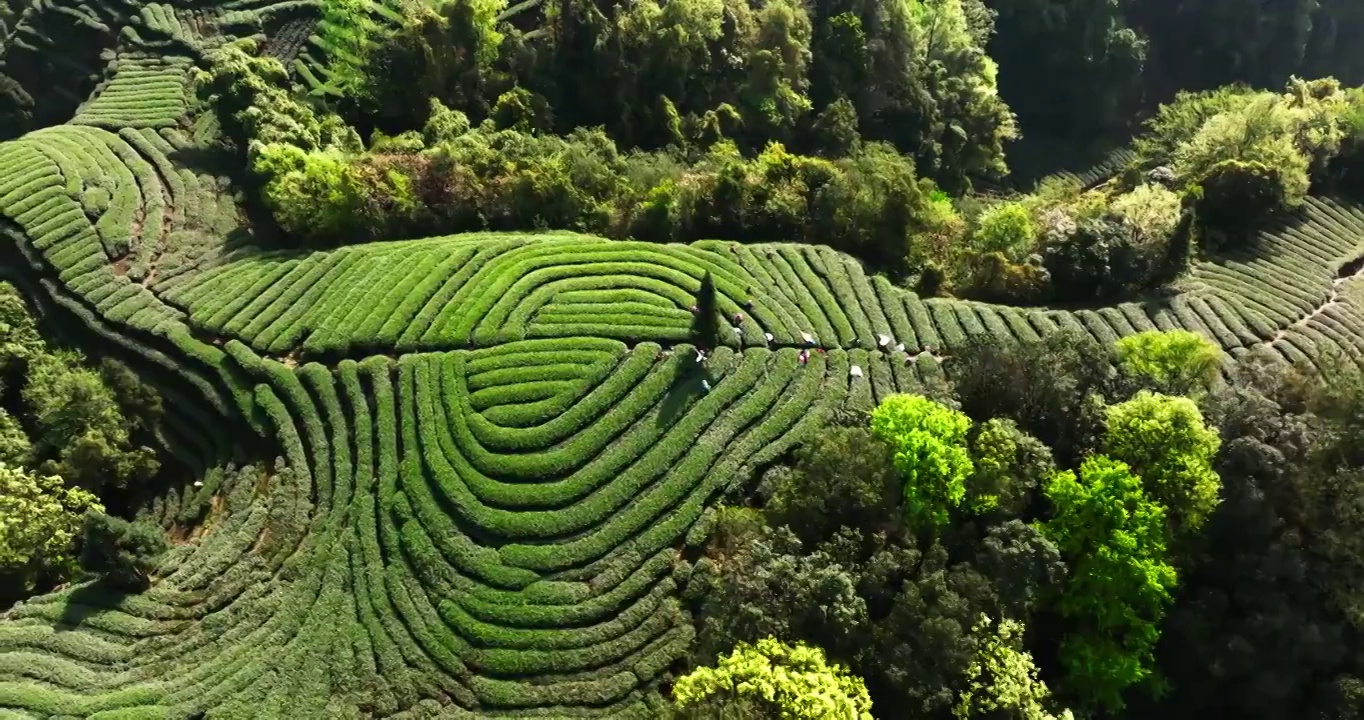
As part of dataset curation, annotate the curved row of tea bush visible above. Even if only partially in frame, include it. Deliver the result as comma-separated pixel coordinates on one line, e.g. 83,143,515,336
151,201,1364,373
71,53,193,130
1,20,1364,714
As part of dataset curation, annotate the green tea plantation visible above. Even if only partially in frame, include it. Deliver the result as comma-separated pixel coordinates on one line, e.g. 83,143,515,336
2,1,1364,718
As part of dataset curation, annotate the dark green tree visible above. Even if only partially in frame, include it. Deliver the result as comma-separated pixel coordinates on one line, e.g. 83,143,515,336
763,425,900,544
691,271,721,350
79,512,167,591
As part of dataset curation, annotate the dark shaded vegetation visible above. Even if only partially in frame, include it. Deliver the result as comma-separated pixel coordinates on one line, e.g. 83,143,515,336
681,329,1364,718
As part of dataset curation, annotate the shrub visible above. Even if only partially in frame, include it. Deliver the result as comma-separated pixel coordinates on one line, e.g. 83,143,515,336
1043,216,1147,302
672,637,874,719
973,201,1037,260
1172,94,1311,207
79,511,167,591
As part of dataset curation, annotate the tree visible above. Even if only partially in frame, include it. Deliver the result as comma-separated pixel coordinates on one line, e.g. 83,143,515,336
194,40,362,155
955,614,1073,720
1042,216,1151,302
691,271,721,350
966,418,1055,517
79,512,167,591
1115,329,1222,397
1040,455,1178,713
0,409,30,467
985,0,1147,156
973,201,1037,260
0,464,102,597
1195,159,1288,246
951,330,1116,466
1110,183,1183,253
1104,391,1223,536
22,353,159,494
870,395,974,532
763,425,901,544
692,525,872,677
673,637,874,718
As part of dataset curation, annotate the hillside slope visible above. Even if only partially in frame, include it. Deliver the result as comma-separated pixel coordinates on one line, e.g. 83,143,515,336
2,4,1364,719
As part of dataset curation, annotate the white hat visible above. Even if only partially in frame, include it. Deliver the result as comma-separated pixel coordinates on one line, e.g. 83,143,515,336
878,334,890,346
801,332,815,344
850,365,863,377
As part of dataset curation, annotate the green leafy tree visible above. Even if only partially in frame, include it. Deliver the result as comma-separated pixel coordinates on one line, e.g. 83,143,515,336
79,512,167,591
691,271,721,350
764,425,900,544
973,201,1037,259
22,353,159,493
0,464,103,595
966,418,1056,517
955,614,1073,720
1104,391,1223,536
870,394,974,532
673,637,874,719
1115,329,1222,396
1110,183,1182,251
1040,455,1177,712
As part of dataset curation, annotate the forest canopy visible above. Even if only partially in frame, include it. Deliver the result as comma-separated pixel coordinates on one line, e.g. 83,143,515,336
197,0,1364,308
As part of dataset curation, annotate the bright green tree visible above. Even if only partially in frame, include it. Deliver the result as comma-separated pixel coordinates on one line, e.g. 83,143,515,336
974,201,1037,259
1104,391,1223,536
1115,329,1223,396
673,637,873,719
0,464,103,593
870,394,974,531
955,614,1073,720
1040,455,1177,712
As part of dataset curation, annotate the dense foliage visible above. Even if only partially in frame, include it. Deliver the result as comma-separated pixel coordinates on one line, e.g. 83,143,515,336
0,284,166,605
672,637,874,718
684,329,1364,717
199,0,1364,307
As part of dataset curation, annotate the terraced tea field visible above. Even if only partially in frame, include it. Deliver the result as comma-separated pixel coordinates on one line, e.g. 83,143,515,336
2,2,1364,718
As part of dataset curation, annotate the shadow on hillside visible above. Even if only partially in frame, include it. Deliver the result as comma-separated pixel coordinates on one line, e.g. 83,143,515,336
656,367,703,429
55,580,134,631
